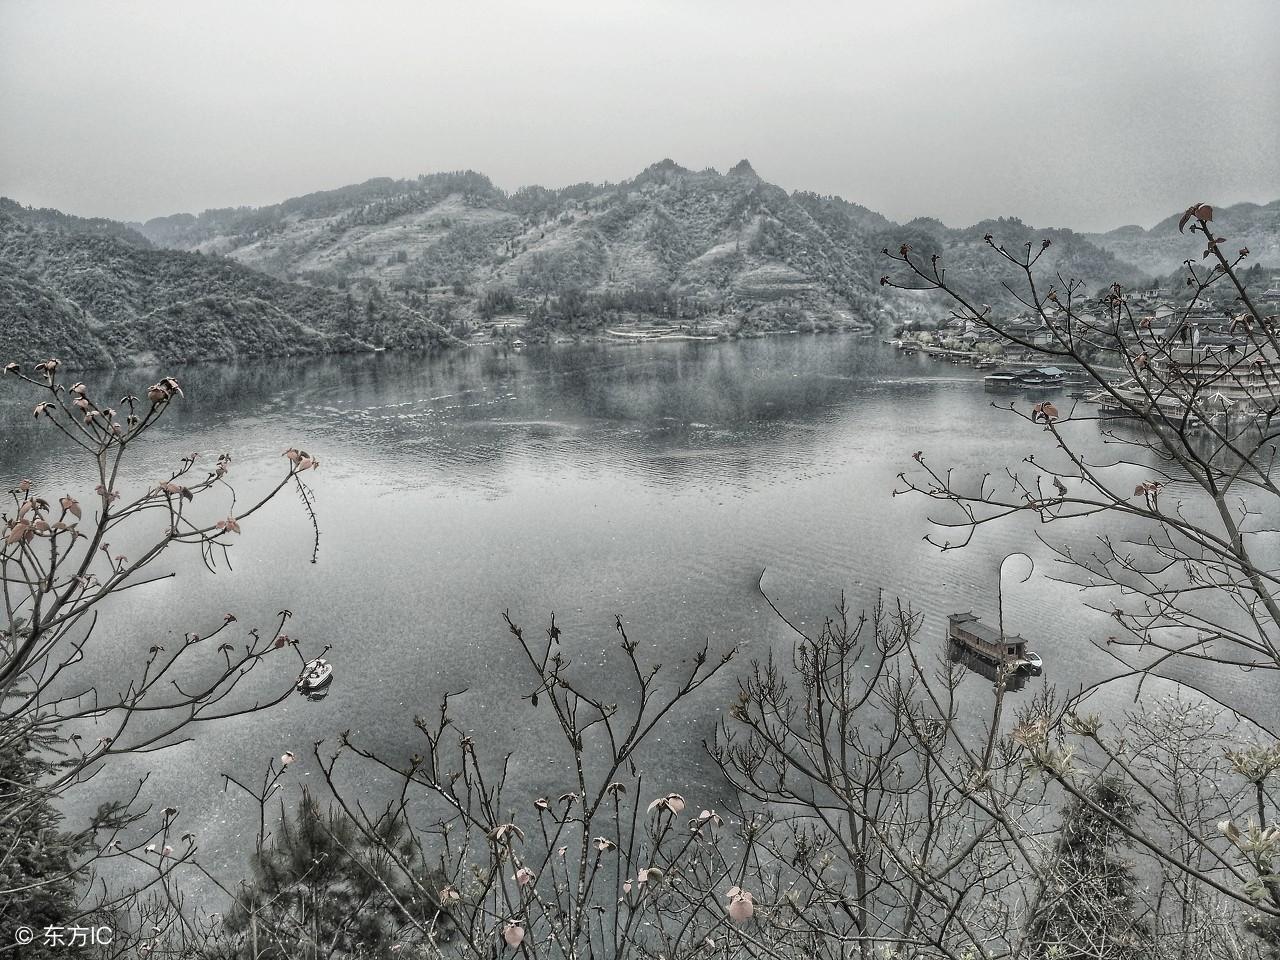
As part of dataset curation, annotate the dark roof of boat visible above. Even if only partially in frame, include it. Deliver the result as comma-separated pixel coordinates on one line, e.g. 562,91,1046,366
948,611,1025,644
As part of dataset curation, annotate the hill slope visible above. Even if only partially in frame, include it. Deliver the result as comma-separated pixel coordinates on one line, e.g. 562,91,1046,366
1087,200,1280,278
0,200,458,367
132,161,1154,332
135,162,882,329
8,164,1258,367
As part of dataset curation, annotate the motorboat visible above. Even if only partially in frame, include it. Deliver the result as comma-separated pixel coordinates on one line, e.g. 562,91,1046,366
297,658,334,692
1020,651,1043,673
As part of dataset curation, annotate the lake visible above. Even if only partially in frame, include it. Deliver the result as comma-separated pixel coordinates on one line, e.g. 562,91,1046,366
2,334,1272,896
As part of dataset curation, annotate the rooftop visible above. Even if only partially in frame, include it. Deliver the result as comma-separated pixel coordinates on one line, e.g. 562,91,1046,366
948,612,1025,645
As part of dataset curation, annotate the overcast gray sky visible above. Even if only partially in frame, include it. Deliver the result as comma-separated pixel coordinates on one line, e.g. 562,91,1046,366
2,0,1277,232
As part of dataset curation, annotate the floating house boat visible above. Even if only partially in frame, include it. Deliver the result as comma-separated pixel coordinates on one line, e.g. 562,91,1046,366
1016,366,1067,389
947,612,1034,669
982,369,1023,392
983,366,1067,393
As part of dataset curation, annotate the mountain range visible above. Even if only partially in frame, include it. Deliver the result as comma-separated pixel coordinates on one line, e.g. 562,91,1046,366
2,161,1275,367
1086,202,1280,277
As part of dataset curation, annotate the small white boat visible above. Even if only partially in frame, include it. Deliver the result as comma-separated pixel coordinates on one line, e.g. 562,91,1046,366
1020,651,1043,673
297,658,333,692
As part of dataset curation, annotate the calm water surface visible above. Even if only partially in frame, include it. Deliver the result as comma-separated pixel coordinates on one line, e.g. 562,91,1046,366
1,336,1273,895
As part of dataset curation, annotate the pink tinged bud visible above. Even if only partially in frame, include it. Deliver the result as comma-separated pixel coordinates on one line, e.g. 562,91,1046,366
488,823,525,844
727,887,755,924
502,923,525,948
646,792,686,815
281,751,296,766
515,866,536,886
5,520,34,544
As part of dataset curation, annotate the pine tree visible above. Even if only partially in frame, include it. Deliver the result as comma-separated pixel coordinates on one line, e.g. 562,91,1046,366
1027,775,1153,959
0,724,92,958
1244,914,1280,960
340,291,358,339
221,788,444,958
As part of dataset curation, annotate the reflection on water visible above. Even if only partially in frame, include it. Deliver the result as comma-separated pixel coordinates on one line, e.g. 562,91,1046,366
1,335,1271,897
946,641,1030,693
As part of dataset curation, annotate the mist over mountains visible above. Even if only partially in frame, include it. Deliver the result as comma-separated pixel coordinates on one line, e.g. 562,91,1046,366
3,160,1276,367
1085,202,1280,278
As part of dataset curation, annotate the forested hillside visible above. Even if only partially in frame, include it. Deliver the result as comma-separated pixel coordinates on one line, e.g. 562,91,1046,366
7,163,1270,367
129,159,1158,336
135,161,885,333
1087,199,1280,277
0,201,458,367
884,215,1144,307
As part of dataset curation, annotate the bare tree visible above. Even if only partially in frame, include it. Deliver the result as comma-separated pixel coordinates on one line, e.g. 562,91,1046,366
1,359,321,950
883,205,1280,681
878,203,1280,951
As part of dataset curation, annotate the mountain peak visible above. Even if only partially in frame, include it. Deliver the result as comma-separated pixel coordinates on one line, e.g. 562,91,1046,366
642,158,689,176
728,158,759,179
